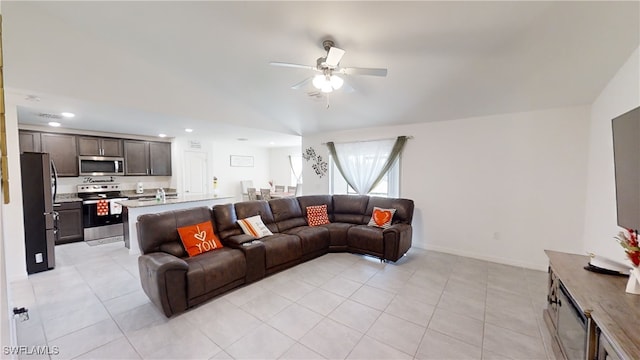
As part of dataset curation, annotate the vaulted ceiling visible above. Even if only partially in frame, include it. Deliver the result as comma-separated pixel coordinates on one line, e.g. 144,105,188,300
3,1,638,147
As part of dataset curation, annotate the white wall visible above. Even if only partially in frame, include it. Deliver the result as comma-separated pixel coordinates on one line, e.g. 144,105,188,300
583,47,640,265
303,105,591,270
212,141,270,200
3,98,27,281
268,146,300,188
173,136,272,202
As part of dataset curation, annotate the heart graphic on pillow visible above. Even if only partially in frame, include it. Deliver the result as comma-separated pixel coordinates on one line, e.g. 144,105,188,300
373,209,392,226
194,228,207,241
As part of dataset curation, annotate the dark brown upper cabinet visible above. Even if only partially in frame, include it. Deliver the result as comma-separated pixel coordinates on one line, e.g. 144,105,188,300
18,130,42,153
41,133,78,177
78,136,123,157
124,140,171,176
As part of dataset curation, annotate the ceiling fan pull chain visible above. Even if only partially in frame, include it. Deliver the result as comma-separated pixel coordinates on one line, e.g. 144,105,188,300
326,93,330,109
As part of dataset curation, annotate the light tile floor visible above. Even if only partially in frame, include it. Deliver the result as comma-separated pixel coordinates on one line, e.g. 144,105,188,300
10,241,555,359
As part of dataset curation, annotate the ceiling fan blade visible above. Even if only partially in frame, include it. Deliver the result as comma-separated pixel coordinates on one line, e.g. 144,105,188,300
269,61,315,70
340,67,388,77
325,47,345,67
291,76,313,90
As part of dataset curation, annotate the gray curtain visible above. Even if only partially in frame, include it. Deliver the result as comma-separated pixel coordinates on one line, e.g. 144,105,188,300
327,136,408,195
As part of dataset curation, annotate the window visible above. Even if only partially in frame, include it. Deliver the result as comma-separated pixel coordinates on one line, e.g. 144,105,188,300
327,136,407,197
330,156,400,197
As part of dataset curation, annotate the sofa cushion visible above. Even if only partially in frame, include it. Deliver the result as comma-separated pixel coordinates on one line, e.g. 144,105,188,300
297,195,334,221
158,241,187,258
321,222,354,248
366,197,414,225
235,201,278,234
137,206,212,254
332,195,369,224
260,234,303,269
367,207,396,229
178,221,224,257
238,215,273,239
283,226,330,255
212,203,243,241
185,247,246,300
347,225,384,256
270,197,307,232
306,205,330,226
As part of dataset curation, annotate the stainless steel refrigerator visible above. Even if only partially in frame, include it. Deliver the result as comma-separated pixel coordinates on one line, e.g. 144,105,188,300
20,152,58,274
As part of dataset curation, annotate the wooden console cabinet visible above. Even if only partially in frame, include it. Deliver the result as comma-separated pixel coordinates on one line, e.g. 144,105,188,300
544,250,640,360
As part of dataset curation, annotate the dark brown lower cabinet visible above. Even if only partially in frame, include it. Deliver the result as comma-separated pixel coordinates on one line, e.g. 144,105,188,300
54,201,83,244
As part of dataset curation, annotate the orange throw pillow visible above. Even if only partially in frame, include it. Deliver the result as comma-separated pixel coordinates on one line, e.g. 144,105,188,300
306,205,330,226
367,207,396,229
177,221,224,257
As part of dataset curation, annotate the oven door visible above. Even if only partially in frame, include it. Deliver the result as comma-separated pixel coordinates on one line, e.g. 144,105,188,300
82,198,126,228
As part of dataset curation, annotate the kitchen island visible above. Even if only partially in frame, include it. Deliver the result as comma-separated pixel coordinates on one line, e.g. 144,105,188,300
119,194,235,254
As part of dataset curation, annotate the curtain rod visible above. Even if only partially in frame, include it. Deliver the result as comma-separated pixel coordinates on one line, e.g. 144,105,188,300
320,136,413,145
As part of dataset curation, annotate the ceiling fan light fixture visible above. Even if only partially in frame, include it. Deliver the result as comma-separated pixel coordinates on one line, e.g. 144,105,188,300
330,75,344,90
312,74,326,90
320,82,333,93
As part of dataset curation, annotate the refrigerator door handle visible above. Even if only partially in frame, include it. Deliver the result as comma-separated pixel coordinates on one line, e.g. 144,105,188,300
50,159,59,202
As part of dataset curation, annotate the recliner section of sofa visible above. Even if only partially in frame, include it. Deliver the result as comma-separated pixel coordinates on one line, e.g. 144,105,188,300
137,207,248,317
137,195,414,316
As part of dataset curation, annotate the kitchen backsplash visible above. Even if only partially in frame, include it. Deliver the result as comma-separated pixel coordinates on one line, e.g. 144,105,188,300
57,176,173,194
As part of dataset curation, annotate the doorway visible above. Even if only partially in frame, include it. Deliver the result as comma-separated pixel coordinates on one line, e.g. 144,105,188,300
183,151,208,196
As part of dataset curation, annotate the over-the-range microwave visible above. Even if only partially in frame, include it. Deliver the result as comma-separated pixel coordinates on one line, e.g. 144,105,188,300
78,156,124,176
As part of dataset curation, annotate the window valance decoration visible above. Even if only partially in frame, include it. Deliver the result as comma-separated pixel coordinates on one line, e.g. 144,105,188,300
326,136,408,195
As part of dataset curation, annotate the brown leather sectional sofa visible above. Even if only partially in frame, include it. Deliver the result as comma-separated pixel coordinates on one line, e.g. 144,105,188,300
137,195,414,317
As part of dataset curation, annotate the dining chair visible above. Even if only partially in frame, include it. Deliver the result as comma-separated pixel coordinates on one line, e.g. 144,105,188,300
274,185,285,193
260,188,272,201
241,180,254,198
247,188,257,201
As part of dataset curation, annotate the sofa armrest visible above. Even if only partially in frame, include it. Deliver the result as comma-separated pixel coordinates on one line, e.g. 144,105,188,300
138,252,189,317
222,234,255,248
382,223,413,262
221,235,266,283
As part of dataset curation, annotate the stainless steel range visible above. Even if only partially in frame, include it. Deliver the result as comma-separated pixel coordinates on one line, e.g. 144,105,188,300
77,183,128,244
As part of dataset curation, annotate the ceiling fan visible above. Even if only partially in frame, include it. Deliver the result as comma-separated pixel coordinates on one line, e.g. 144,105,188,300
270,39,388,94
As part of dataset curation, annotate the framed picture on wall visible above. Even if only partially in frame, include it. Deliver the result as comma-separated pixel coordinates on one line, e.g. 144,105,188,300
230,155,254,167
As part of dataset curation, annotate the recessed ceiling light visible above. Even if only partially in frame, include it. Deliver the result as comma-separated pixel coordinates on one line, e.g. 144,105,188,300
48,121,61,127
61,112,75,118
185,128,193,133
158,133,167,138
269,141,275,145
237,138,248,141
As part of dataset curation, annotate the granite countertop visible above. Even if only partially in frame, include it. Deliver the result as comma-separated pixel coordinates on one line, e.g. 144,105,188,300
54,188,179,203
121,188,178,200
54,193,82,203
117,194,234,208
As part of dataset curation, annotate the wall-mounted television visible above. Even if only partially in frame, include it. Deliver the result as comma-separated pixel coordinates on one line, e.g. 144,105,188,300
612,106,640,231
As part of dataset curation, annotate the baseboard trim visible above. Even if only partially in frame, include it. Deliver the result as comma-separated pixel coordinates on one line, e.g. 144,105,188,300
415,244,548,271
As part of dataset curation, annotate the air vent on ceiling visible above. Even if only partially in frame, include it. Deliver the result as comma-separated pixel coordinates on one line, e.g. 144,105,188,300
37,113,63,119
